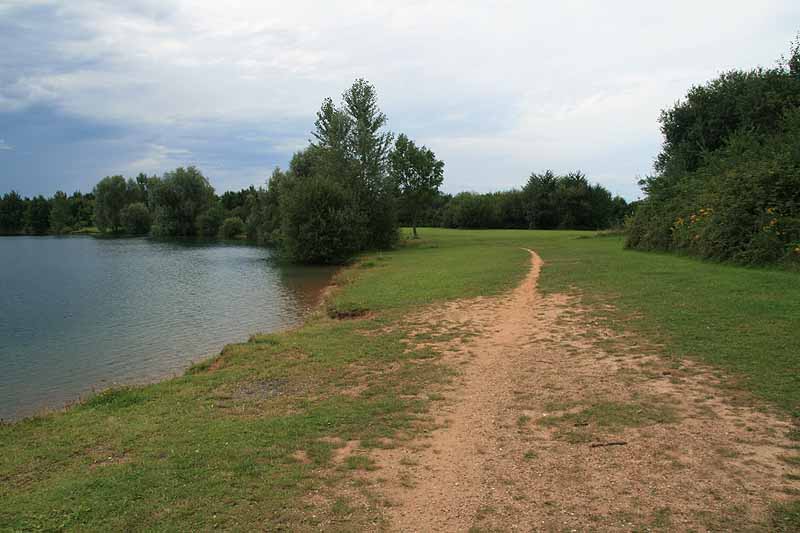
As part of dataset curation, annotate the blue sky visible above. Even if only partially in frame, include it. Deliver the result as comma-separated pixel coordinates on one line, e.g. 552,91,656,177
1,1,798,200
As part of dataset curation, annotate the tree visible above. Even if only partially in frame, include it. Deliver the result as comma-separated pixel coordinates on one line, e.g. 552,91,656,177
150,166,216,237
119,202,151,235
523,171,559,229
281,174,367,264
49,191,74,234
196,203,225,237
389,134,444,238
93,175,130,232
627,38,800,265
221,216,245,239
69,192,94,229
0,191,26,234
26,196,51,234
246,169,285,244
783,33,800,78
342,79,394,186
341,79,398,248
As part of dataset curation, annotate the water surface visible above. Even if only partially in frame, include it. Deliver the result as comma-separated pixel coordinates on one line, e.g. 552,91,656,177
0,236,334,421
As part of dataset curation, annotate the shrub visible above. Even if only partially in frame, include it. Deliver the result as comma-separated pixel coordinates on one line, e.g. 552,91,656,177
119,202,151,235
150,166,216,237
221,216,245,239
196,205,224,237
280,175,367,264
627,40,800,266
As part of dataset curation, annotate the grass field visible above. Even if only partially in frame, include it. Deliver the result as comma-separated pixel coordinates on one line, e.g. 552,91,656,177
1,228,798,530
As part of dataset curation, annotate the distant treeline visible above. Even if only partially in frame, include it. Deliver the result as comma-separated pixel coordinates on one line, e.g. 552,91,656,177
2,78,627,263
0,191,94,235
627,37,800,265
402,171,630,230
0,80,449,264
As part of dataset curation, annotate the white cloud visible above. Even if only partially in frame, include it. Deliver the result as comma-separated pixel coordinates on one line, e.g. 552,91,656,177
1,0,799,196
0,139,13,151
121,143,191,175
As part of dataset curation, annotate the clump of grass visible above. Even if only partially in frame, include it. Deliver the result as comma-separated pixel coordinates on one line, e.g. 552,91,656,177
327,304,370,320
82,387,148,409
770,501,800,532
779,454,800,466
345,455,377,471
331,497,354,518
651,507,673,529
523,450,538,461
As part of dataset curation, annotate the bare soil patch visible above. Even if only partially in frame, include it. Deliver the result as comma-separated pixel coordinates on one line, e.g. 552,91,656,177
367,250,799,531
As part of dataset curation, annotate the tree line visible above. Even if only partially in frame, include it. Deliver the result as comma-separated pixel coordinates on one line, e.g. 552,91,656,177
0,80,448,263
401,171,629,230
2,78,628,263
626,36,800,265
0,191,94,235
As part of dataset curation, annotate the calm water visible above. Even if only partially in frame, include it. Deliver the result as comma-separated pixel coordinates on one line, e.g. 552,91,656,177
0,236,334,421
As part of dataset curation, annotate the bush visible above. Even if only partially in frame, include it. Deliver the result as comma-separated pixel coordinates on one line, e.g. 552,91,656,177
221,216,245,239
150,166,216,237
119,202,151,235
627,103,800,266
627,40,800,266
196,205,224,237
280,175,367,264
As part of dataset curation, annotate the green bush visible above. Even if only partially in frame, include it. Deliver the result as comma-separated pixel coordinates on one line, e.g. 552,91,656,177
119,202,151,235
280,175,366,264
627,40,800,267
196,204,225,237
221,216,245,239
150,166,216,237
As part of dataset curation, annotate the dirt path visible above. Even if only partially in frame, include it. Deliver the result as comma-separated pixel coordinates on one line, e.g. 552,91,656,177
370,250,798,532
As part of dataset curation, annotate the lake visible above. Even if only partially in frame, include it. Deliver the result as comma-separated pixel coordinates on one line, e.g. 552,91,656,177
0,236,335,421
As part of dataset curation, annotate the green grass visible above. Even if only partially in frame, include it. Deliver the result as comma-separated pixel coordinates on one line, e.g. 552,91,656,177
1,227,798,530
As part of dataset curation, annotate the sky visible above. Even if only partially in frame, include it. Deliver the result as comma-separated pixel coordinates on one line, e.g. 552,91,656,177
1,1,798,200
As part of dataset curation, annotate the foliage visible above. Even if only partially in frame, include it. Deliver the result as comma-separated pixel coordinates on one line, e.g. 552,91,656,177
340,78,399,250
0,191,27,234
48,191,74,234
150,166,216,237
220,216,245,239
627,39,800,266
119,202,152,235
442,191,504,229
244,169,286,245
196,203,225,238
25,195,51,234
280,174,367,264
263,78,405,263
93,176,131,233
389,133,445,237
438,172,626,230
68,192,94,230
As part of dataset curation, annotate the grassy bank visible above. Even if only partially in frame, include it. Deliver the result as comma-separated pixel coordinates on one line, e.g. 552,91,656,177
1,228,798,530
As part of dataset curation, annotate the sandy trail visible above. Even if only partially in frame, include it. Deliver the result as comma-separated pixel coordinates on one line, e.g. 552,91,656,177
371,250,798,532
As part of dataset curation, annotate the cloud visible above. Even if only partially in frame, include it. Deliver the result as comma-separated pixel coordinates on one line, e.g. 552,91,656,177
121,143,191,175
1,1,799,198
0,139,13,151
